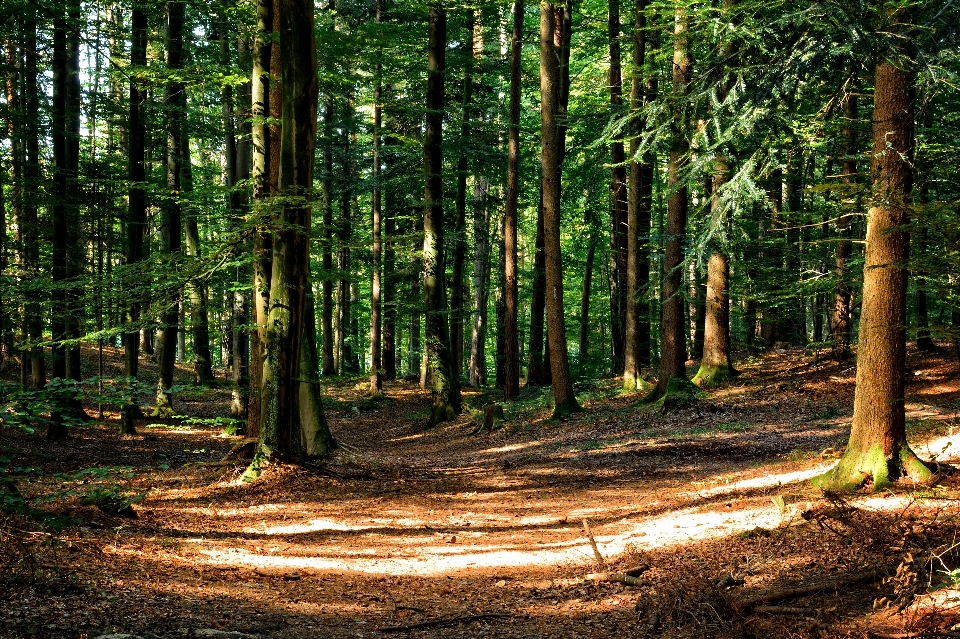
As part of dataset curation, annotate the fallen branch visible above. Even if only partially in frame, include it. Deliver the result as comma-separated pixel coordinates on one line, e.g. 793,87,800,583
869,633,960,639
586,572,645,587
379,613,511,632
735,567,884,609
582,519,607,569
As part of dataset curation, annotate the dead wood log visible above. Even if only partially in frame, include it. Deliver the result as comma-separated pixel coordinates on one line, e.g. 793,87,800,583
380,613,512,632
586,572,645,587
735,567,884,609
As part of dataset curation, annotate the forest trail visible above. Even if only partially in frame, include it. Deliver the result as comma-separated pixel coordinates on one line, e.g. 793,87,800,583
5,346,960,638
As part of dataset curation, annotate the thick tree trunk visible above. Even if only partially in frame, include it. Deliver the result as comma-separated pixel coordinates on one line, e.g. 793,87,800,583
540,2,580,417
503,0,523,400
422,4,461,426
248,0,333,476
814,53,930,492
651,5,691,400
153,0,185,418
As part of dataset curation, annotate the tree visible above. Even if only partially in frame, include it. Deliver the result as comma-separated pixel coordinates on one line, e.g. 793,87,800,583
248,0,334,475
369,0,384,394
648,3,691,402
422,3,461,426
814,7,931,491
503,0,523,400
153,0,186,419
540,1,580,417
692,0,737,387
120,6,149,434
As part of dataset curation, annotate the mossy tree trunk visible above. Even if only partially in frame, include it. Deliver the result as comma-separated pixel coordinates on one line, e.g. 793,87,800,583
248,0,332,476
814,32,931,492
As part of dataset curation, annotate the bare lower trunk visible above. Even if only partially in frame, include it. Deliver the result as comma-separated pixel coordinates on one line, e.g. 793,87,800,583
815,52,930,491
540,2,580,417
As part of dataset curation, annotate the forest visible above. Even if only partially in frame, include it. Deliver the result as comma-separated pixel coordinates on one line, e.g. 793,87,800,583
1,0,960,637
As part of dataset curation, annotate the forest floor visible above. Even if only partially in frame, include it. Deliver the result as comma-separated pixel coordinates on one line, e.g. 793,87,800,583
4,344,960,639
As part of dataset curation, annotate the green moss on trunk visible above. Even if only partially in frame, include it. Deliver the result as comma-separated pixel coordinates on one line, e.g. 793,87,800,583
691,363,735,387
812,442,933,492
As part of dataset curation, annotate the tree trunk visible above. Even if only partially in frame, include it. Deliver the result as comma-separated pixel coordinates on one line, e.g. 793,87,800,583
526,202,547,385
652,4,691,400
503,0,523,400
181,128,217,387
321,97,336,375
153,0,185,418
814,46,930,492
608,0,628,377
19,10,45,391
450,10,476,381
540,1,580,417
422,4,461,426
229,28,251,421
248,0,333,477
121,8,148,434
369,0,384,393
622,0,650,392
579,238,596,364
469,179,491,387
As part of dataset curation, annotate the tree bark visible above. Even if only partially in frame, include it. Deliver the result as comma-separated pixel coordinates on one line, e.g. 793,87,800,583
469,179,491,387
622,0,651,391
814,38,930,491
608,0,628,377
652,4,691,400
422,3,461,426
369,0,384,393
120,8,148,433
503,0,523,400
830,82,857,360
321,96,336,375
450,10,477,381
181,128,217,387
540,1,580,417
249,0,333,475
153,0,185,418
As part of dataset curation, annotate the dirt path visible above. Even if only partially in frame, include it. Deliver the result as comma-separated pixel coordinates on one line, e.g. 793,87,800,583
4,347,960,638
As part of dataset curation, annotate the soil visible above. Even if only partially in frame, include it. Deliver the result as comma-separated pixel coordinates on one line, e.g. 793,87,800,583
4,343,960,639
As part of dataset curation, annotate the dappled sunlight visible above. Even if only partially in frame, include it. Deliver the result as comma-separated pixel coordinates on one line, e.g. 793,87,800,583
679,463,834,499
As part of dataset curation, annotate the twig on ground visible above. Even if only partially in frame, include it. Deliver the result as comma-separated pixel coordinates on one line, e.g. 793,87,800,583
379,613,511,632
582,519,607,570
